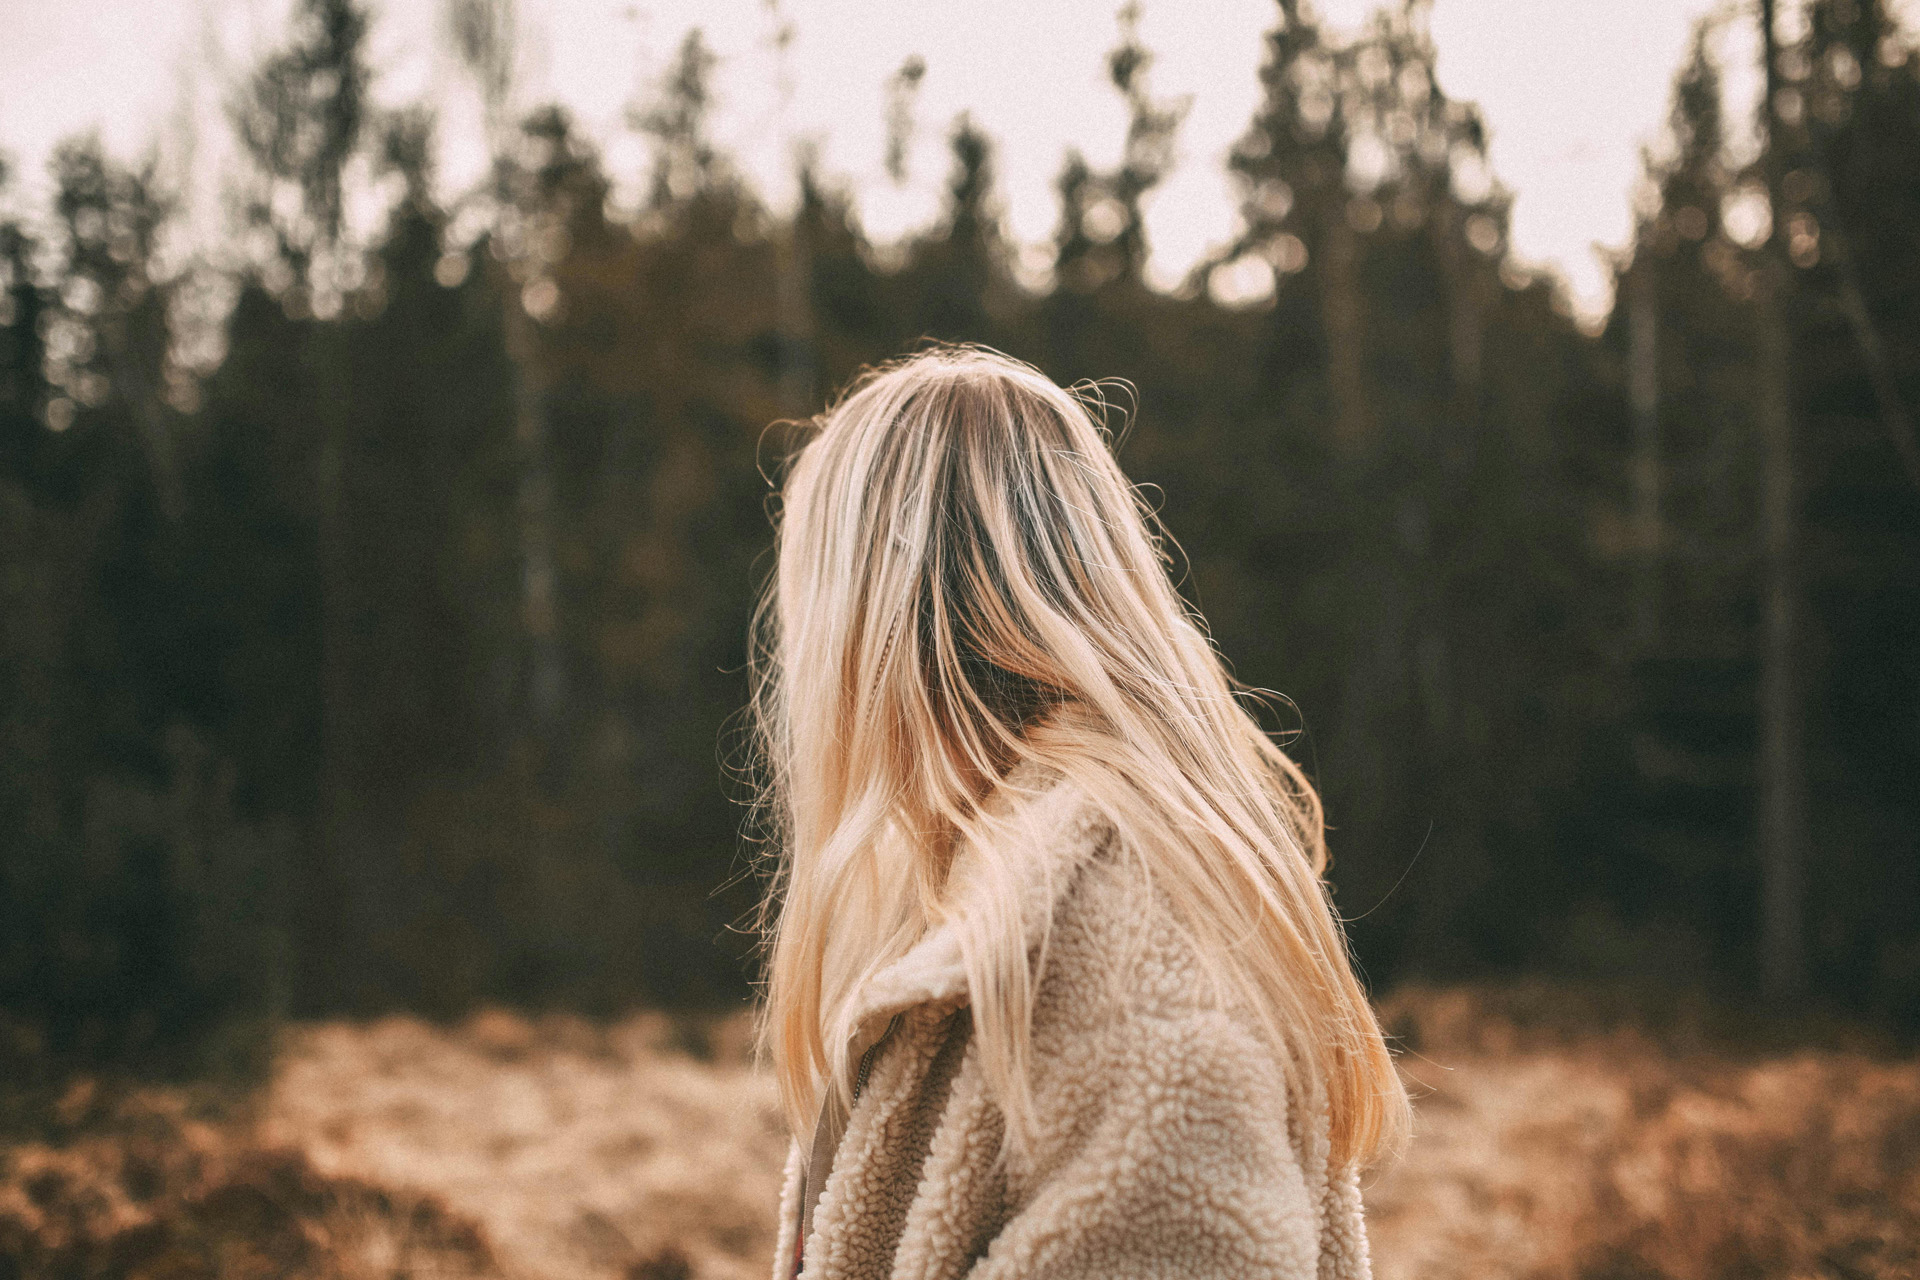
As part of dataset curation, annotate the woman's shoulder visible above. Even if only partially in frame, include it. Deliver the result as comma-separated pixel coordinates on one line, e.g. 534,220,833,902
1029,794,1227,1029
973,760,1238,1027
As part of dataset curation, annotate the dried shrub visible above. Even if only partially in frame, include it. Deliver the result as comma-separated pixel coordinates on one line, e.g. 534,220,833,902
1367,984,1920,1280
6,989,1913,1280
0,1087,496,1278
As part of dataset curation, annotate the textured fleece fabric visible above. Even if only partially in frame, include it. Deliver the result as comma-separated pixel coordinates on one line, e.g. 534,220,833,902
771,770,1374,1280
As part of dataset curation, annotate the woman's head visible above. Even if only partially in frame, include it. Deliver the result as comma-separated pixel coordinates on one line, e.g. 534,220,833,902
753,344,1407,1169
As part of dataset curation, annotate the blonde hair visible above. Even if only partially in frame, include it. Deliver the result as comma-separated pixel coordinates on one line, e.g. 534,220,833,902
750,344,1408,1171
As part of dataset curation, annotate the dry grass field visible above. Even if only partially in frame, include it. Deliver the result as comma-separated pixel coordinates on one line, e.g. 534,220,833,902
3,986,1915,1280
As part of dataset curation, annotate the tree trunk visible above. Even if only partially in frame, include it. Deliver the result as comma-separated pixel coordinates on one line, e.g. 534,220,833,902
1437,199,1483,485
777,212,816,419
503,278,564,730
311,311,352,1008
1628,257,1662,648
1756,0,1806,1001
1320,201,1371,455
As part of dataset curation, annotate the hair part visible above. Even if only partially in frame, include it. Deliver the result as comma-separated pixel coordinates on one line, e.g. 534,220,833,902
749,343,1409,1171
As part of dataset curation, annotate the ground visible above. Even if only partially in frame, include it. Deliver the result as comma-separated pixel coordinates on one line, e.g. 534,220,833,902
2,985,1916,1279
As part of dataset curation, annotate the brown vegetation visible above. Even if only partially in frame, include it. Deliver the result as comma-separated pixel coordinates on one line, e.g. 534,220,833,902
258,1010,783,1280
2,988,1914,1279
1369,985,1920,1280
0,1082,495,1278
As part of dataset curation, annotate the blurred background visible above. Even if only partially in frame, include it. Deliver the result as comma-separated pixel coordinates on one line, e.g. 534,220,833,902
1,0,1918,1276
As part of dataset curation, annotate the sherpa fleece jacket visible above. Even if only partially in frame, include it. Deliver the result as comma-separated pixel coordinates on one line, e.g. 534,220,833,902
769,768,1374,1280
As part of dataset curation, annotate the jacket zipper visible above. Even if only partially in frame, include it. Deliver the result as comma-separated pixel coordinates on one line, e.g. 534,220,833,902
851,1012,900,1104
793,1013,902,1279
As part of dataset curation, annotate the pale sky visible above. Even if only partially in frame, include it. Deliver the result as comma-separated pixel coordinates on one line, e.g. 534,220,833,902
4,0,1899,320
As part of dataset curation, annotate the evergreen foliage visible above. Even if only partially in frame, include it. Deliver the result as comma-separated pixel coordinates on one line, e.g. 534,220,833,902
1,0,1916,1066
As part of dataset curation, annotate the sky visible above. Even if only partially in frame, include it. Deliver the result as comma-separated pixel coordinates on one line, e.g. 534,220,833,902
4,0,1900,321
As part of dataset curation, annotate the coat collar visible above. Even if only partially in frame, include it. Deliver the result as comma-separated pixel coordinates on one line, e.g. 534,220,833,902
844,760,1112,1048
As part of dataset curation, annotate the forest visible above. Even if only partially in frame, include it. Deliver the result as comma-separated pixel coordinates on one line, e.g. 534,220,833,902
2,0,1918,1085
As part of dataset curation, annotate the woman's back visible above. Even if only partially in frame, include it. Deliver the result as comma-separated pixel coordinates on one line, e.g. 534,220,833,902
773,765,1371,1280
750,345,1404,1279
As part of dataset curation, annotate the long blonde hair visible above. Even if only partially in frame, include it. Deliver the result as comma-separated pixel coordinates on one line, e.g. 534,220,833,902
750,344,1407,1171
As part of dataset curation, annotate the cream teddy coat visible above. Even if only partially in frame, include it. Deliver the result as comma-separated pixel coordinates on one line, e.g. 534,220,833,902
769,768,1374,1280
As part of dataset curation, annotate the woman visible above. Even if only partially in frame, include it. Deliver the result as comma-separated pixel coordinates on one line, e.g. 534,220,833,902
751,345,1407,1280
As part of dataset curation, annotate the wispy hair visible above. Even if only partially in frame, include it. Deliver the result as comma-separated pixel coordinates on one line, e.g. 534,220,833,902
750,344,1408,1170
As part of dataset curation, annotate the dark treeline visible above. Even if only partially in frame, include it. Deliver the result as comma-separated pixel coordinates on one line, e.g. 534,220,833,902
2,0,1917,1069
